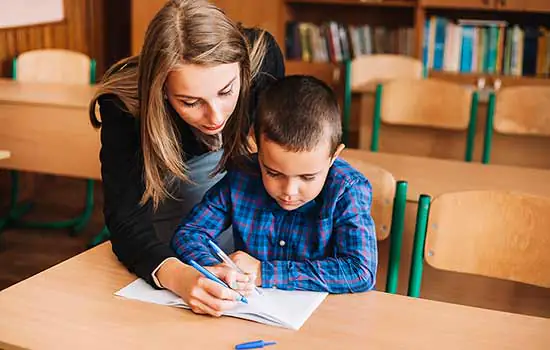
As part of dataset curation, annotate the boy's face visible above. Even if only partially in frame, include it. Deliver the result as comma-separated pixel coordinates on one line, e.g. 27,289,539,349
258,135,345,211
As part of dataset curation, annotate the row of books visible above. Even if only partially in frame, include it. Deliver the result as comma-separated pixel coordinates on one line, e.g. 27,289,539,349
285,21,415,63
424,17,550,77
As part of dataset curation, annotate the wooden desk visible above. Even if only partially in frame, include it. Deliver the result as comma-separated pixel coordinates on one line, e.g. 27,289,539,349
342,149,550,201
0,243,548,350
351,85,550,169
0,78,101,180
0,151,10,160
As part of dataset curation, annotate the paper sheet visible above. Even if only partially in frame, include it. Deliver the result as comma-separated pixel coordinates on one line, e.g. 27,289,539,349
115,279,327,330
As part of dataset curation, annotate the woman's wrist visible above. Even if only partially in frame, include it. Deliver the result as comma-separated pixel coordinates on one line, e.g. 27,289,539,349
156,258,189,291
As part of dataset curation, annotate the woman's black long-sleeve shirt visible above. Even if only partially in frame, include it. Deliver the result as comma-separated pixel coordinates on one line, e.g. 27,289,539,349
97,29,285,286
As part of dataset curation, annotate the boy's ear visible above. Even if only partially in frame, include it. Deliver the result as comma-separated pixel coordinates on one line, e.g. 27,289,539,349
330,143,346,165
247,127,258,153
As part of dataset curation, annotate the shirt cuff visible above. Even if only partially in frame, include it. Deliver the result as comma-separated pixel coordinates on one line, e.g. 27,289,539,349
261,260,293,289
151,257,181,289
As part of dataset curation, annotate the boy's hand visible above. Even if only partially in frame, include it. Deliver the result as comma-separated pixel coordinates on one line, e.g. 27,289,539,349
229,251,262,286
215,263,255,296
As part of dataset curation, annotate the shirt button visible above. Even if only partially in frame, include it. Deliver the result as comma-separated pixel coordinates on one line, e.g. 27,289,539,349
279,240,286,247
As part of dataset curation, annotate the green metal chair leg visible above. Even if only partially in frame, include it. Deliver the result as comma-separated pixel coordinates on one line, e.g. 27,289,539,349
0,171,33,232
15,179,95,235
465,91,479,162
407,194,431,298
87,225,111,249
385,181,408,294
371,84,383,152
482,92,496,164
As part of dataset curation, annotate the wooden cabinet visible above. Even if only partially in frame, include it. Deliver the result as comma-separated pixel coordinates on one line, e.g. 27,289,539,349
286,0,414,6
211,0,284,47
496,0,550,13
422,0,550,12
131,0,285,55
131,0,166,55
421,0,493,10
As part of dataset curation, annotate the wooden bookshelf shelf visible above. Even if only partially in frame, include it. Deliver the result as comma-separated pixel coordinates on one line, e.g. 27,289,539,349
429,70,550,87
285,0,416,8
205,0,550,87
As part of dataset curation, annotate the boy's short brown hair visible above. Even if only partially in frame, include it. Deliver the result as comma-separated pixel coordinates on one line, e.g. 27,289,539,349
255,75,342,155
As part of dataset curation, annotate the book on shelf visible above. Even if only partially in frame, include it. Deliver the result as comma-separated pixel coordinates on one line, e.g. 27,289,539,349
286,21,415,63
423,16,550,78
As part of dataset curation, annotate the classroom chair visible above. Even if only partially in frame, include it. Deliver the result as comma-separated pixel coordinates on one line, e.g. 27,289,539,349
1,49,96,235
342,54,424,145
482,86,550,164
370,79,479,162
407,190,550,298
344,157,408,294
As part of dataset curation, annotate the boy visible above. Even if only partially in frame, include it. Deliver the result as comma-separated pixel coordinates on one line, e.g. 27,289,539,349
171,75,377,294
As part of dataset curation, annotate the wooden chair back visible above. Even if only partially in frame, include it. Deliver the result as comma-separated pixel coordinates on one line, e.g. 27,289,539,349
425,190,550,288
15,49,92,85
380,79,474,130
351,54,423,91
494,86,550,136
342,157,396,241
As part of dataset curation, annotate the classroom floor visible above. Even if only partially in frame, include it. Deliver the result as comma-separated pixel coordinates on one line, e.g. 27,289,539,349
1,172,549,318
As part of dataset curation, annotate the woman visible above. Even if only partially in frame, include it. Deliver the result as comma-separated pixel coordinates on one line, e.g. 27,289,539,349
89,0,284,316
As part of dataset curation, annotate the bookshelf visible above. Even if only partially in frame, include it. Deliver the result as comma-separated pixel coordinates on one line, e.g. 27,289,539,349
286,0,415,8
282,0,550,88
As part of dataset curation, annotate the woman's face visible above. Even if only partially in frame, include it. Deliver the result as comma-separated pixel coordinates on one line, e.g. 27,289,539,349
165,62,241,135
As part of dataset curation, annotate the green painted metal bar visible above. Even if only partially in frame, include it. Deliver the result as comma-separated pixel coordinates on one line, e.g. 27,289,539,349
6,56,97,235
90,59,96,84
371,84,383,152
0,171,32,232
72,179,95,234
482,92,496,164
465,91,479,162
87,226,111,249
12,58,17,79
343,60,352,146
407,194,431,298
18,179,94,234
385,180,408,294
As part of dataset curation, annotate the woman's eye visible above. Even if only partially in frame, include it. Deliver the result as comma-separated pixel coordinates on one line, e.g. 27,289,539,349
301,176,316,182
220,87,234,96
266,171,280,178
181,99,200,108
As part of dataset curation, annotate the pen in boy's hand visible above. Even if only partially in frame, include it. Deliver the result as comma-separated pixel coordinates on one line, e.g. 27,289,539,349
188,259,248,304
207,239,263,295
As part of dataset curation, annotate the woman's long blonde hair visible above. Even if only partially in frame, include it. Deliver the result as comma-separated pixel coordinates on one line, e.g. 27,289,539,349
89,0,266,209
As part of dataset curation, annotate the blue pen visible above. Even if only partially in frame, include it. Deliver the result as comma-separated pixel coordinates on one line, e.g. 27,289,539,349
207,239,263,295
235,340,277,350
188,259,248,304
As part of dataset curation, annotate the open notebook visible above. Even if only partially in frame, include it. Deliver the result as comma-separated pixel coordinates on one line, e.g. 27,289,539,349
115,279,328,330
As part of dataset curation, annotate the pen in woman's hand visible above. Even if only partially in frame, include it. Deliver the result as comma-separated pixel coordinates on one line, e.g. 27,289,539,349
188,259,248,304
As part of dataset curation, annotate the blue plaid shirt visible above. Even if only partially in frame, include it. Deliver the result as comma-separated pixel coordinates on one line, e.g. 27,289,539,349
171,157,377,294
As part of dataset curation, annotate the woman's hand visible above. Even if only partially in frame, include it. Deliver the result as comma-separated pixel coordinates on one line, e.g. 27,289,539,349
156,259,252,317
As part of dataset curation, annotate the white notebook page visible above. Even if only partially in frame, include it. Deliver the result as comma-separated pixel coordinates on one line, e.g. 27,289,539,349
115,278,327,330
